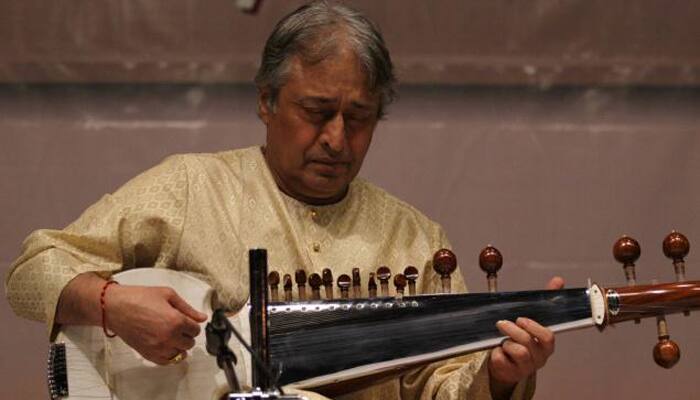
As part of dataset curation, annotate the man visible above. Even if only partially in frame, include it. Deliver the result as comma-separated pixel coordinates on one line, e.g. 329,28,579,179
5,2,561,399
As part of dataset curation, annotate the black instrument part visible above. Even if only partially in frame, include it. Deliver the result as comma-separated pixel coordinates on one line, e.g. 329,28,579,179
269,288,592,385
48,342,68,399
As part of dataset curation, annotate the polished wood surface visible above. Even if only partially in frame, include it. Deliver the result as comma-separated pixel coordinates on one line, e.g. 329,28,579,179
607,281,700,324
433,249,457,293
663,231,690,282
653,337,681,369
337,274,351,299
613,235,641,285
403,266,418,296
479,246,502,293
309,273,322,300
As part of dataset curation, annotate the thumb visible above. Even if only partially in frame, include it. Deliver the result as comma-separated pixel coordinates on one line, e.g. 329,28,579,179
546,276,565,290
168,292,208,322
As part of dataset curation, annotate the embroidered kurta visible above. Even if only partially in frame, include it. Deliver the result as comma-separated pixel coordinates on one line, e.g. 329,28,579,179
5,146,534,400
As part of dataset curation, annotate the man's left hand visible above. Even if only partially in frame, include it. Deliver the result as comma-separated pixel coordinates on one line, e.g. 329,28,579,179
488,277,565,399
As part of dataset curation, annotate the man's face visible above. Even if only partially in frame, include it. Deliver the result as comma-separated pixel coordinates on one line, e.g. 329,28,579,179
259,48,380,205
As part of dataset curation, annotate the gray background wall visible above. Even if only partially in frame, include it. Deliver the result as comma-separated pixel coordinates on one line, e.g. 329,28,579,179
2,1,700,399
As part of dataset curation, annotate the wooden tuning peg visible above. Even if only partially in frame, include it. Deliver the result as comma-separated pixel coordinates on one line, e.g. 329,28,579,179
404,266,418,296
613,235,641,286
295,269,307,300
663,231,690,282
433,248,457,293
394,273,407,298
653,316,681,369
352,268,361,298
268,271,280,302
368,272,377,298
283,273,293,302
309,273,322,300
337,274,351,299
479,245,502,293
376,266,391,296
322,268,334,299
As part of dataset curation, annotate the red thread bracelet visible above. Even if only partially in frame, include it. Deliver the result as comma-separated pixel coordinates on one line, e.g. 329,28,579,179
100,280,119,338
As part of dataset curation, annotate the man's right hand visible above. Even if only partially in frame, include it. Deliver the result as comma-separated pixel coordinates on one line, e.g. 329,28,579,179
104,285,208,365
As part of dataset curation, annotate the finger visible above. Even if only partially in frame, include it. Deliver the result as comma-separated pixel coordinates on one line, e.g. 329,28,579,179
496,320,537,347
489,347,521,385
515,317,555,355
154,348,189,366
546,276,565,290
168,292,208,322
490,346,514,371
500,340,534,378
178,315,203,338
150,350,186,366
173,334,196,352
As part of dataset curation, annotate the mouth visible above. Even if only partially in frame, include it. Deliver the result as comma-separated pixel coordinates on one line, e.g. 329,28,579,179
308,160,350,176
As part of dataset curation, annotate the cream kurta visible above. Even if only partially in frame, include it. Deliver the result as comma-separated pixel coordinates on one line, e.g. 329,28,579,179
6,146,534,400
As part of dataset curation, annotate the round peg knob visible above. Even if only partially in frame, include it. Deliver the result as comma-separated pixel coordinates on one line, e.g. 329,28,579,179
309,273,322,300
653,338,681,369
337,274,351,299
613,235,641,286
377,266,391,297
393,273,407,296
479,245,502,293
268,271,280,302
663,231,690,283
283,273,293,302
268,271,280,287
404,266,418,296
309,273,322,288
433,248,457,293
663,231,690,260
376,266,391,281
613,235,641,265
322,268,334,299
479,246,502,275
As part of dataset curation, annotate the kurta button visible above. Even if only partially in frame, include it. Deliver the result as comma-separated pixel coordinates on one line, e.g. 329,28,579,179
310,209,318,220
312,242,321,252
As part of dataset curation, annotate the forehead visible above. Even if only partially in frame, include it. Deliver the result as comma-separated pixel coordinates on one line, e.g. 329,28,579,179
281,50,379,107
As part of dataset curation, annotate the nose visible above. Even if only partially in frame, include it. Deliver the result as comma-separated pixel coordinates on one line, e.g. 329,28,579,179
320,113,346,156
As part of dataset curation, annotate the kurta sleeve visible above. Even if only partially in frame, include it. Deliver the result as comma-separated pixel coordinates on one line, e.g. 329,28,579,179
400,228,536,400
5,155,190,338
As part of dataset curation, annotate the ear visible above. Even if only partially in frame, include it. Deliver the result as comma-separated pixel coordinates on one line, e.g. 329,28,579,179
257,89,272,125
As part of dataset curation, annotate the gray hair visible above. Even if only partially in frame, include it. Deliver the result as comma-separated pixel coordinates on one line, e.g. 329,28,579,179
255,0,396,118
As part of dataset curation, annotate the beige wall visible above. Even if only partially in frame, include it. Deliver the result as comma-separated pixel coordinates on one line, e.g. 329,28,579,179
1,0,699,85
2,84,700,398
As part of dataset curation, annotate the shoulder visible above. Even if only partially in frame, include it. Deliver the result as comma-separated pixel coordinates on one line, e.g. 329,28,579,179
174,146,261,172
353,178,445,240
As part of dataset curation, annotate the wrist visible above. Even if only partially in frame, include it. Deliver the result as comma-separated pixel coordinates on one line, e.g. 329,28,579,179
489,377,516,400
488,363,517,400
100,280,120,337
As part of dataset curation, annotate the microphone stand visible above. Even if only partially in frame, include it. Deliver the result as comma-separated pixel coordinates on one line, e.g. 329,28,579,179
205,248,306,400
205,309,241,393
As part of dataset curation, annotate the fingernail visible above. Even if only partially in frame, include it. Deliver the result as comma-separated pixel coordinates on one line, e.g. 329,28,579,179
496,320,508,326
